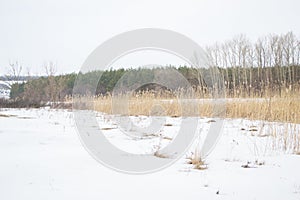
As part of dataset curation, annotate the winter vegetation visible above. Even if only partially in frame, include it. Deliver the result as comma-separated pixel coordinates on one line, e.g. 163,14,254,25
1,32,300,199
4,32,299,98
0,33,298,124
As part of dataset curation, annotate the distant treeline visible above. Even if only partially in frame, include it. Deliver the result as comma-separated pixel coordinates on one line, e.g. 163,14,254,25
8,65,300,105
6,31,300,106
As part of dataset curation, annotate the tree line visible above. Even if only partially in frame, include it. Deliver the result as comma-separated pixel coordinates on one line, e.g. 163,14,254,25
4,32,300,107
205,32,300,96
9,65,300,103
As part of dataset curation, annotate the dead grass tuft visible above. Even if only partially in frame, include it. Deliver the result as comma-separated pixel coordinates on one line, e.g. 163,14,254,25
241,160,265,168
154,151,169,158
101,127,116,130
186,149,208,170
248,128,258,132
162,136,173,140
187,157,208,170
207,119,216,123
0,113,16,118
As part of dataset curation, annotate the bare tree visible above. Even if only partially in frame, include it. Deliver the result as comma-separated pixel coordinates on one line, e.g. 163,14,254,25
44,61,58,102
44,61,57,76
7,61,23,81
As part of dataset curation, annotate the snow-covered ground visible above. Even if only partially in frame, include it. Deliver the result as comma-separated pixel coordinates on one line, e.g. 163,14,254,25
0,108,300,200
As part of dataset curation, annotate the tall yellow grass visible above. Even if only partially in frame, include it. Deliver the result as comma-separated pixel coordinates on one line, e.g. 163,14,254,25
89,91,300,124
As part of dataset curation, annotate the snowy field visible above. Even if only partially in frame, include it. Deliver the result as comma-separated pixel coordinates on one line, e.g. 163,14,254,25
1,108,300,200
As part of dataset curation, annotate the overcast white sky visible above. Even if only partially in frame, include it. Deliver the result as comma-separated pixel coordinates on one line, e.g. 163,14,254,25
0,0,299,75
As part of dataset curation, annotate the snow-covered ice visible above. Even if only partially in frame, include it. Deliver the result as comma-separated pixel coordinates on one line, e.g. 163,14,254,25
0,108,300,200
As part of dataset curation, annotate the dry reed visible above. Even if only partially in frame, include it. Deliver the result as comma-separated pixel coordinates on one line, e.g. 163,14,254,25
84,91,300,124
